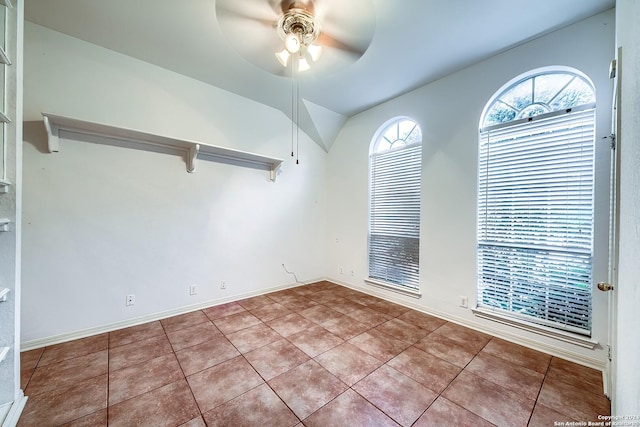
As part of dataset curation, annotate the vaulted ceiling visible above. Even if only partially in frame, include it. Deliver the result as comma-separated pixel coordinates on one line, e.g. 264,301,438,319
24,0,614,151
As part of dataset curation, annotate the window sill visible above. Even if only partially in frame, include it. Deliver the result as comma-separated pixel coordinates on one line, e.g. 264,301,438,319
365,278,422,299
472,307,598,349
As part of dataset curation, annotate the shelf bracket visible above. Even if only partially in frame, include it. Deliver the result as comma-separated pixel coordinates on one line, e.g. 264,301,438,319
0,288,8,302
43,115,60,153
270,162,282,182
0,179,10,193
187,144,199,173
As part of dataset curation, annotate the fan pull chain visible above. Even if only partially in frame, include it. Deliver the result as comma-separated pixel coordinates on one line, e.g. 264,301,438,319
289,56,300,165
296,78,300,165
291,59,295,159
291,61,296,157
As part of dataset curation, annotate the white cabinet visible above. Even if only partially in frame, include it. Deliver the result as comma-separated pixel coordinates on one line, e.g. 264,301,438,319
0,0,26,425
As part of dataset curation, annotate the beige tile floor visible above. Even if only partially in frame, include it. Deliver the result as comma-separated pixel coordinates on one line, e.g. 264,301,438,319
18,281,610,426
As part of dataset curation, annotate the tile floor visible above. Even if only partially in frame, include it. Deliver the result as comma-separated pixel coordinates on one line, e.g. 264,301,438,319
18,281,610,426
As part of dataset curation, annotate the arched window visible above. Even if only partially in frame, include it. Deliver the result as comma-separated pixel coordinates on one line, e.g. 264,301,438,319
477,69,596,335
368,118,422,293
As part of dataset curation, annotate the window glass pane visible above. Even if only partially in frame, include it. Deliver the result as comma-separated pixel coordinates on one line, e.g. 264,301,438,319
375,139,392,153
375,119,421,153
550,77,596,111
483,72,595,128
499,79,533,111
382,125,398,148
398,120,420,143
484,102,517,126
517,103,549,119
534,73,573,104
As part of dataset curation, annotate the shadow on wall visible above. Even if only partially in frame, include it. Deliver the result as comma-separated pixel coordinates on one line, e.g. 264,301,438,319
23,121,49,154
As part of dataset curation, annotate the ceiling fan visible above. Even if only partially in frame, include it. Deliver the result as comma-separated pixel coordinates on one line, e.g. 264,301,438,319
215,0,375,76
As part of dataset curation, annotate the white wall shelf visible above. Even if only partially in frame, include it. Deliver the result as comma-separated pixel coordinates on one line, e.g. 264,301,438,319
0,180,9,193
42,113,283,182
0,288,8,302
0,219,9,232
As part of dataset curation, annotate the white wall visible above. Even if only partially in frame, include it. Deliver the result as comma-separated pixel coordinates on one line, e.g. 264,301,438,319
613,0,640,416
21,9,623,375
327,10,615,369
21,23,328,344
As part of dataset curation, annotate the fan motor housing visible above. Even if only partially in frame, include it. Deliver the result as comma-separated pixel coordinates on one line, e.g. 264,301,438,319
277,8,320,46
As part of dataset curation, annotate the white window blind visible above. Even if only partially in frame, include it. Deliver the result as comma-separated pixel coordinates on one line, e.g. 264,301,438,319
369,143,421,290
477,108,595,335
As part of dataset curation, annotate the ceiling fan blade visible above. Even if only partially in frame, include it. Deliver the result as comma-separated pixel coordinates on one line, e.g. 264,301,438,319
216,0,287,75
268,0,283,15
216,3,275,28
317,32,366,57
270,0,316,15
313,0,375,59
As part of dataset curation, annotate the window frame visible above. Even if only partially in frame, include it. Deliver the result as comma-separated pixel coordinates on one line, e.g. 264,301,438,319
367,117,422,297
474,69,597,344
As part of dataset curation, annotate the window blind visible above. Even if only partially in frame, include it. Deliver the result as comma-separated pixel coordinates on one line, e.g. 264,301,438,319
369,143,421,290
477,108,595,335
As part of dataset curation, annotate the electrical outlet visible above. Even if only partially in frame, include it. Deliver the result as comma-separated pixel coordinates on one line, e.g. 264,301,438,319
126,294,135,306
460,296,469,308
339,266,344,275
220,281,226,290
189,285,197,295
350,269,355,276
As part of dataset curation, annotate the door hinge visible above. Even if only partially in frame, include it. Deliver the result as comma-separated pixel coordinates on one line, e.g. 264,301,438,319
603,133,616,150
609,59,617,79
607,345,612,362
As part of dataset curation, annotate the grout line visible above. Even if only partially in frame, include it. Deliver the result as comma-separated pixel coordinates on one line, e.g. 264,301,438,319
106,331,111,423
525,357,555,425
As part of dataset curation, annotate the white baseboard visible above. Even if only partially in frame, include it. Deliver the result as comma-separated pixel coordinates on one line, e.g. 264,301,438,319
1,390,27,427
21,278,324,351
21,275,608,375
326,276,608,373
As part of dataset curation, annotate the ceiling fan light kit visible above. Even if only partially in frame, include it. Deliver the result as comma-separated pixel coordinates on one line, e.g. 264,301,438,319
216,0,374,77
275,49,291,67
306,43,322,62
215,0,375,161
284,33,301,53
275,6,322,71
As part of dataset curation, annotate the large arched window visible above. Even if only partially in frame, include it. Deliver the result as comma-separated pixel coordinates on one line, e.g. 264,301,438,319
477,69,596,335
368,118,422,293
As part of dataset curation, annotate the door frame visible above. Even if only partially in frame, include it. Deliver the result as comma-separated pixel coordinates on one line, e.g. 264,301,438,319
604,48,622,399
